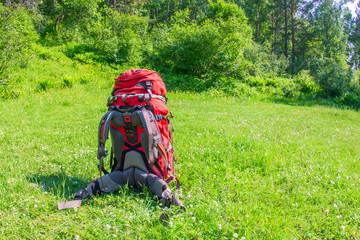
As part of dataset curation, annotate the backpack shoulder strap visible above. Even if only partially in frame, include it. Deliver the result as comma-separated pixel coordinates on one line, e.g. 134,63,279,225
97,110,116,174
136,108,161,166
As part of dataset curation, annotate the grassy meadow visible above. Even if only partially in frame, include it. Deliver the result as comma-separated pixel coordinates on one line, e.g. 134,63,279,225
1,54,360,239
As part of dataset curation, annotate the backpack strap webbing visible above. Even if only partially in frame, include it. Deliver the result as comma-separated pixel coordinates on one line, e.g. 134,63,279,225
137,108,161,166
97,110,115,174
97,107,162,174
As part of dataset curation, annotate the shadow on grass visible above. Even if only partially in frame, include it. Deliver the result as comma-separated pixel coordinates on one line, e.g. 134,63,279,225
26,173,163,210
26,173,89,199
269,97,359,110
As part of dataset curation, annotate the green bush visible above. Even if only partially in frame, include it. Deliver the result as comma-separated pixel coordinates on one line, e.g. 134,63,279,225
61,9,149,66
293,70,322,97
37,79,53,92
32,44,64,61
62,77,74,88
0,4,39,77
0,81,20,99
73,52,98,64
335,92,360,108
280,80,301,98
149,2,253,83
243,43,288,77
307,56,352,97
160,72,208,92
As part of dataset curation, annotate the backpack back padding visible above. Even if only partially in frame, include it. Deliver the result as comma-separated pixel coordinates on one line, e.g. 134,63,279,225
109,111,153,172
123,151,147,172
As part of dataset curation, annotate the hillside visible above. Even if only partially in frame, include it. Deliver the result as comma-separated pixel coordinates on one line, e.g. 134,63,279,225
1,58,360,238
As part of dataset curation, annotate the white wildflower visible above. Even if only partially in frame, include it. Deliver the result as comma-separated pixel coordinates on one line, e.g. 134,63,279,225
233,233,238,238
75,235,80,240
218,224,222,230
106,224,111,230
341,226,345,231
334,203,338,208
169,221,173,227
191,217,196,221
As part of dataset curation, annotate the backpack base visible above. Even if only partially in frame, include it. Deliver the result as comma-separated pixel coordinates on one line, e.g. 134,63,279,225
74,167,183,208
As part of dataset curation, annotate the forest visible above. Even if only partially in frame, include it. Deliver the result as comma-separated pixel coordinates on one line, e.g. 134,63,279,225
2,1,360,239
1,0,360,108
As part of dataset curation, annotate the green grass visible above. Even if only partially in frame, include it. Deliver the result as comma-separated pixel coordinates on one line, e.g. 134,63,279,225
1,54,360,239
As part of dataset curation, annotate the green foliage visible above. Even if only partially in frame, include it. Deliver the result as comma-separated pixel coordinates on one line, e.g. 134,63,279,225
274,71,321,99
0,82,21,100
294,70,322,97
0,4,39,77
60,8,149,66
1,0,360,107
309,57,352,97
206,0,248,21
335,92,360,108
1,44,119,99
150,5,253,84
242,43,288,77
53,0,102,29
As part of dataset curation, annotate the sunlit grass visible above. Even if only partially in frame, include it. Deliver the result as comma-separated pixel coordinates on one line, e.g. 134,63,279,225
1,56,360,238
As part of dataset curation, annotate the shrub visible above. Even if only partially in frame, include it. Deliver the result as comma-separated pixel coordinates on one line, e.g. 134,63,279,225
0,5,39,77
62,9,149,66
37,79,53,92
0,81,20,99
280,80,301,98
307,56,352,97
335,92,360,108
62,77,74,88
293,70,322,97
150,5,253,86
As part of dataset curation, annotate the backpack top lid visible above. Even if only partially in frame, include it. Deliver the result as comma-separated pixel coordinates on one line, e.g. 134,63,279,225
113,69,166,96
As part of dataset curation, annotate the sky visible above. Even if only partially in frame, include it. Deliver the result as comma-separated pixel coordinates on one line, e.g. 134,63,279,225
346,1,359,15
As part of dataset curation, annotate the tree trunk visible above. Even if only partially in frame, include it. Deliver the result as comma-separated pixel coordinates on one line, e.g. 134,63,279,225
166,0,170,24
271,15,275,53
255,10,259,41
6,0,12,6
291,1,296,74
284,0,288,59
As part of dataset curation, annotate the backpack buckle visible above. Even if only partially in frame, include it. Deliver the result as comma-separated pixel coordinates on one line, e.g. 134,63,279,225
124,116,131,123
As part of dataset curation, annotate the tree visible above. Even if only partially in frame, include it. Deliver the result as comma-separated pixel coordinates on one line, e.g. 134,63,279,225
0,4,38,77
151,2,254,80
348,1,360,68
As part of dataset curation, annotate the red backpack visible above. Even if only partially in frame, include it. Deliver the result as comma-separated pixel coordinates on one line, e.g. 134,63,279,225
97,69,176,184
71,69,183,212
